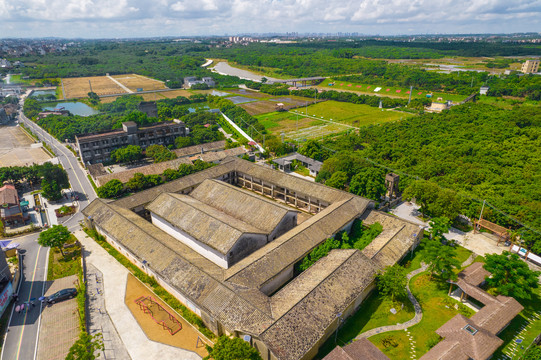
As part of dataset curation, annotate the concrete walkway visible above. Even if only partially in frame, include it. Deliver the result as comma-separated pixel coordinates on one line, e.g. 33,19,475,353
74,230,201,360
106,75,134,94
356,264,427,339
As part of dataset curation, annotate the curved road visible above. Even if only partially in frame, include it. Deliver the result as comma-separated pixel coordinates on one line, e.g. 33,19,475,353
1,104,96,360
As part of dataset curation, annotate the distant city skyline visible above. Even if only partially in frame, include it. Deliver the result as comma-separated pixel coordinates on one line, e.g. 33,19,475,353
0,0,539,39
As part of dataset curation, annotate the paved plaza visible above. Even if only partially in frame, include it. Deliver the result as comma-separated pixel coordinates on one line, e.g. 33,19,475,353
0,123,51,167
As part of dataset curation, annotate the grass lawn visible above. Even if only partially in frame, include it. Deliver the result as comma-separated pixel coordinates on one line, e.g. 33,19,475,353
47,235,82,281
321,79,468,103
370,272,475,360
317,290,415,358
317,238,476,359
293,101,409,127
491,286,541,359
257,101,409,140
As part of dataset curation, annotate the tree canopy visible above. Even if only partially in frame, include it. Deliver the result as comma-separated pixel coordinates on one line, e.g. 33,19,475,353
376,264,408,302
203,336,262,360
38,225,72,256
111,145,143,164
483,251,540,300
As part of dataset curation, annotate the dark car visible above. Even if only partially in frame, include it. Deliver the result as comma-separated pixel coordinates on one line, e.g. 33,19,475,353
47,288,77,304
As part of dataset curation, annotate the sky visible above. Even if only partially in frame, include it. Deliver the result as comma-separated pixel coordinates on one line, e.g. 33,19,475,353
0,0,540,38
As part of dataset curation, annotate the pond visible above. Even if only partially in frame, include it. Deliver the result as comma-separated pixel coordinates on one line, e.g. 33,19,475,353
188,105,210,113
30,89,56,97
43,102,99,117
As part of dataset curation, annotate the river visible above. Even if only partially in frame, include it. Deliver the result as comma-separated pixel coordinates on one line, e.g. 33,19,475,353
210,61,281,83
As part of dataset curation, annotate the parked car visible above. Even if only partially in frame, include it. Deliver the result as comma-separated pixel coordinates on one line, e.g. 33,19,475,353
47,288,77,304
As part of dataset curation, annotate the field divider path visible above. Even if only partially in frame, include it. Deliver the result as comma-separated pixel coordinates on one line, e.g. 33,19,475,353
107,75,134,93
355,263,427,339
289,110,358,130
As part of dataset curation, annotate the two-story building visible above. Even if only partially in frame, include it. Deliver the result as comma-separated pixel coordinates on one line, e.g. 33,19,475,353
0,185,24,226
76,121,187,165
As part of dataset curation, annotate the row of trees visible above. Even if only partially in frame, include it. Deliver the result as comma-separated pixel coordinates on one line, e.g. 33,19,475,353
97,160,215,199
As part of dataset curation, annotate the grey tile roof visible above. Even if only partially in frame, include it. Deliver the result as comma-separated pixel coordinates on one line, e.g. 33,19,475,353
260,250,379,360
191,179,297,233
85,158,425,360
147,193,265,255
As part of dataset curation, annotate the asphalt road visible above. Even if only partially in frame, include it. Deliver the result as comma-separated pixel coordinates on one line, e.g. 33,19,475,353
1,105,96,360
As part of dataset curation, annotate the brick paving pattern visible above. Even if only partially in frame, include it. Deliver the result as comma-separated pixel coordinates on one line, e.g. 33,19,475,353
37,275,80,360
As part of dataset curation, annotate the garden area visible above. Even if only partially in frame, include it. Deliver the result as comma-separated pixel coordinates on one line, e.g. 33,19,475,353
316,215,541,360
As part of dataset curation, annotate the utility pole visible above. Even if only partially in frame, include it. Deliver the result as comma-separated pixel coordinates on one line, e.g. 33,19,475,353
408,86,413,105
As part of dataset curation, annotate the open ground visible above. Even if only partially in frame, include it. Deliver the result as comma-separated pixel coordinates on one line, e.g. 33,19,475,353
61,74,168,99
125,274,209,358
0,123,51,167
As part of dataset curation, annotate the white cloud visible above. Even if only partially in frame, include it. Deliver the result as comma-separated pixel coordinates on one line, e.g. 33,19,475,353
0,0,538,37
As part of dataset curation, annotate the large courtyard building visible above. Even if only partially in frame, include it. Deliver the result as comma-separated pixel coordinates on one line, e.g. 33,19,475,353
75,120,187,165
84,158,423,360
521,59,540,74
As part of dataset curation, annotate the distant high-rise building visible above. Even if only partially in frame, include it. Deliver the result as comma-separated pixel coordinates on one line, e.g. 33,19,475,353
521,59,540,74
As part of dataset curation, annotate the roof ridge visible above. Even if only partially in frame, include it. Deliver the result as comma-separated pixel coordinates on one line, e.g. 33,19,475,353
263,249,362,329
165,192,266,235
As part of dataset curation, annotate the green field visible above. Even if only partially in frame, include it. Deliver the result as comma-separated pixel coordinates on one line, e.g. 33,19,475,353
321,79,468,103
294,101,409,126
256,101,409,141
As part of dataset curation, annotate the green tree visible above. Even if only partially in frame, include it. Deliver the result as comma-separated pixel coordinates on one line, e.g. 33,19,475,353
349,167,386,200
203,336,262,360
429,188,461,220
325,171,349,190
175,136,193,149
523,345,541,360
66,332,104,360
41,178,62,201
428,217,451,240
403,180,439,218
87,91,100,105
145,144,177,163
38,162,70,189
163,169,180,181
376,264,408,302
111,145,143,164
126,173,147,192
483,251,540,300
97,179,124,199
38,224,71,256
422,237,461,281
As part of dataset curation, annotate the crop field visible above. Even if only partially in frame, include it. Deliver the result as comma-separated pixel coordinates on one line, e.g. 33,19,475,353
241,95,318,115
62,76,127,99
293,101,409,127
159,89,195,98
320,79,467,103
61,74,168,99
111,74,167,91
256,100,409,141
257,111,350,141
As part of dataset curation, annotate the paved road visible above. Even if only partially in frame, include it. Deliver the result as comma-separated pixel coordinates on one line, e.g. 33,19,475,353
1,104,96,360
